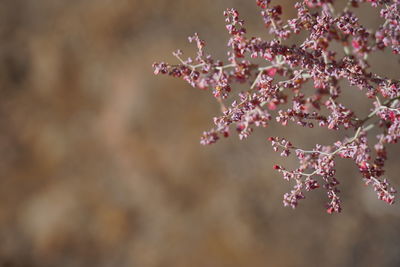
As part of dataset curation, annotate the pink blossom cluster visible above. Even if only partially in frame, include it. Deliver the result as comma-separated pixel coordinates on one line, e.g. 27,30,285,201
153,0,400,213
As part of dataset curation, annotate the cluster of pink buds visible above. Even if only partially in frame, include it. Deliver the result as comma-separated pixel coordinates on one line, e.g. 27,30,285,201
153,0,400,213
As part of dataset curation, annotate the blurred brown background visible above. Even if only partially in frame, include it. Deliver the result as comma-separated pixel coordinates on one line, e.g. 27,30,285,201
0,0,399,266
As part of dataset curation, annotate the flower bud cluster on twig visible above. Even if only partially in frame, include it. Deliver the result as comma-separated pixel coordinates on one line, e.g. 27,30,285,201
153,0,400,213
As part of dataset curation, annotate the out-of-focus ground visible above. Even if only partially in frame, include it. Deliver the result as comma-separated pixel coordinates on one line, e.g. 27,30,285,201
0,0,399,266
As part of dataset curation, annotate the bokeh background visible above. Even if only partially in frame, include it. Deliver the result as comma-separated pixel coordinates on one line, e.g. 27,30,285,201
1,0,400,266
